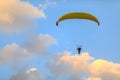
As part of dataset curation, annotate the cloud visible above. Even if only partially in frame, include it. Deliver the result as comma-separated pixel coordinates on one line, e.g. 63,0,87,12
23,34,57,54
0,34,56,64
10,68,43,80
46,52,93,80
0,0,45,33
26,68,38,74
0,43,32,64
86,77,102,80
39,0,56,10
46,52,120,80
89,59,120,80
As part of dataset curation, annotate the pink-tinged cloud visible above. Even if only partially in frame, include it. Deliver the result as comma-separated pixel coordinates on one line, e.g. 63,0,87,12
86,77,102,80
0,0,45,33
89,59,120,80
46,52,120,80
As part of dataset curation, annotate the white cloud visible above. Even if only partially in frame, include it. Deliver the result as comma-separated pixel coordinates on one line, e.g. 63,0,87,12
26,68,38,74
10,68,43,80
39,0,56,10
0,0,45,33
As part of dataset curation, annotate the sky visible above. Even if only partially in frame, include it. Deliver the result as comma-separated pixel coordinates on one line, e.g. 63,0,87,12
0,0,120,80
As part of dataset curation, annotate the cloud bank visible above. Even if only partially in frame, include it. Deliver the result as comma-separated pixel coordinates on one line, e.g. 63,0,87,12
46,52,120,80
0,41,119,80
0,0,45,33
8,51,120,80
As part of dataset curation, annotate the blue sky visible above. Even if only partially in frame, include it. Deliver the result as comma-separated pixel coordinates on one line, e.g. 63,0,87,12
0,0,120,80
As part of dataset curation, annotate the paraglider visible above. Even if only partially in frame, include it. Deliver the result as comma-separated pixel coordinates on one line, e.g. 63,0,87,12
56,12,100,54
56,12,100,26
76,45,82,54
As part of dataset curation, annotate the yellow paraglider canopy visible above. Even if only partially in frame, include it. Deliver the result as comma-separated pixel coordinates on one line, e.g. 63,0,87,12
56,12,100,26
